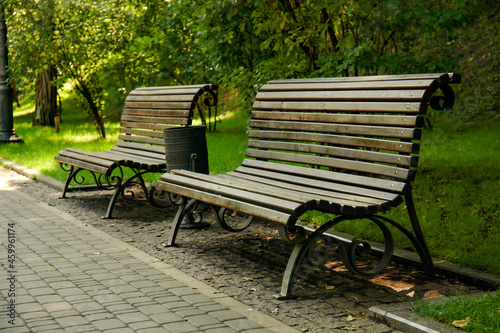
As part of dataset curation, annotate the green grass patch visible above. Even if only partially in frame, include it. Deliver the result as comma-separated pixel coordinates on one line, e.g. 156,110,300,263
413,291,500,332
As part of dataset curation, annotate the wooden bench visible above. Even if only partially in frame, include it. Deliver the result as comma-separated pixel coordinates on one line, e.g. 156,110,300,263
155,73,460,299
54,84,217,218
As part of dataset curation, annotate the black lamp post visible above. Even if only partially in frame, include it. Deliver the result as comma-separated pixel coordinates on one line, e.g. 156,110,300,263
0,6,23,143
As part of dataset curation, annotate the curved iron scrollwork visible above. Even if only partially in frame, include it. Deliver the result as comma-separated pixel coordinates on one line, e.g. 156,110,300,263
58,163,123,198
203,86,218,108
430,83,455,111
275,215,397,299
277,224,307,244
215,207,255,232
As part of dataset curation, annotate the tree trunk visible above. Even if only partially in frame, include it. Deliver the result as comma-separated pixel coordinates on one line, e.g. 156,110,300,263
74,79,106,139
33,65,58,127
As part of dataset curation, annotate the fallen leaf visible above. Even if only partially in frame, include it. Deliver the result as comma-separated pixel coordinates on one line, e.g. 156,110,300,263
325,283,335,290
242,277,253,282
452,317,470,328
346,315,356,322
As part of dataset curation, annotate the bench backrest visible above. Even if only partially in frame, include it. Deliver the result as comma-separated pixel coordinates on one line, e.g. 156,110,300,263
246,73,460,192
117,84,217,154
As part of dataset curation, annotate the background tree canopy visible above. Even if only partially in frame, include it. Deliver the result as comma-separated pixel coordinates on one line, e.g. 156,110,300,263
4,0,499,136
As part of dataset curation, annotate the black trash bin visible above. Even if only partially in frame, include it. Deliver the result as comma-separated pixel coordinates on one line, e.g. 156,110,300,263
163,125,209,174
163,125,210,229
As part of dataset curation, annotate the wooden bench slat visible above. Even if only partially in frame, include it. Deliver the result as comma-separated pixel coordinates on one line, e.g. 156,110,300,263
240,159,407,193
235,164,403,203
120,122,184,133
256,90,431,102
253,101,426,114
121,116,189,126
267,73,458,84
61,148,121,164
54,155,111,175
110,147,165,161
133,84,214,90
119,127,164,139
114,141,166,154
250,120,418,139
247,149,411,180
122,107,192,115
93,149,163,166
157,178,294,225
260,79,439,91
248,130,417,154
129,87,210,95
173,170,324,207
118,134,164,146
124,96,195,104
251,111,421,127
222,172,392,212
164,172,313,215
247,140,415,167
214,173,377,215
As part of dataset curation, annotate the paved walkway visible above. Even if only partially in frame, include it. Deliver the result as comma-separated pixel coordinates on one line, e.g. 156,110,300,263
0,173,298,332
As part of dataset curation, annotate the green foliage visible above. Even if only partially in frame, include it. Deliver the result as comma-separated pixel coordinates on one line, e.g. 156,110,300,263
5,0,498,122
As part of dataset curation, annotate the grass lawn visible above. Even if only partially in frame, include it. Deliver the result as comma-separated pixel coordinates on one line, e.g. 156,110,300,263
413,291,500,332
1,96,499,276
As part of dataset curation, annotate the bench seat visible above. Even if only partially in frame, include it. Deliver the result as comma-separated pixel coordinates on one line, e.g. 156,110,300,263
156,73,460,299
54,84,217,218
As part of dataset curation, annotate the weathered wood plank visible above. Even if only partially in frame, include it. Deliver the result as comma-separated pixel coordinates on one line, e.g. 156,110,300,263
163,172,312,215
240,159,407,193
247,140,415,167
119,127,164,139
250,111,421,127
124,96,195,104
118,134,164,146
115,141,166,154
122,107,192,115
54,155,111,175
221,172,392,211
248,130,417,154
248,149,410,179
267,73,456,84
249,119,418,139
120,115,189,126
157,178,293,225
260,79,439,91
256,90,430,102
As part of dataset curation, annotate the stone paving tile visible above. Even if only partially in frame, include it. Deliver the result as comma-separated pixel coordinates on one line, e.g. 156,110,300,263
0,176,292,333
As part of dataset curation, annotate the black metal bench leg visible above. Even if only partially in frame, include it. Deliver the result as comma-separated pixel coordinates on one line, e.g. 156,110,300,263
60,165,77,198
165,199,198,247
102,177,124,219
404,190,435,278
274,216,349,300
102,169,150,219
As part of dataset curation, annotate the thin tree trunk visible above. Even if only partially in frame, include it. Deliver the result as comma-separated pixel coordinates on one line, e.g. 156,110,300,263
33,65,58,127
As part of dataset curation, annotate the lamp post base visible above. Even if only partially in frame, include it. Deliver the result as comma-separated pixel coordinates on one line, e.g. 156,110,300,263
0,132,24,143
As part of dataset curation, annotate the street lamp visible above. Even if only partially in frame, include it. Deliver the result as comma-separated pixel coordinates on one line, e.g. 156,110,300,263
0,6,23,143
